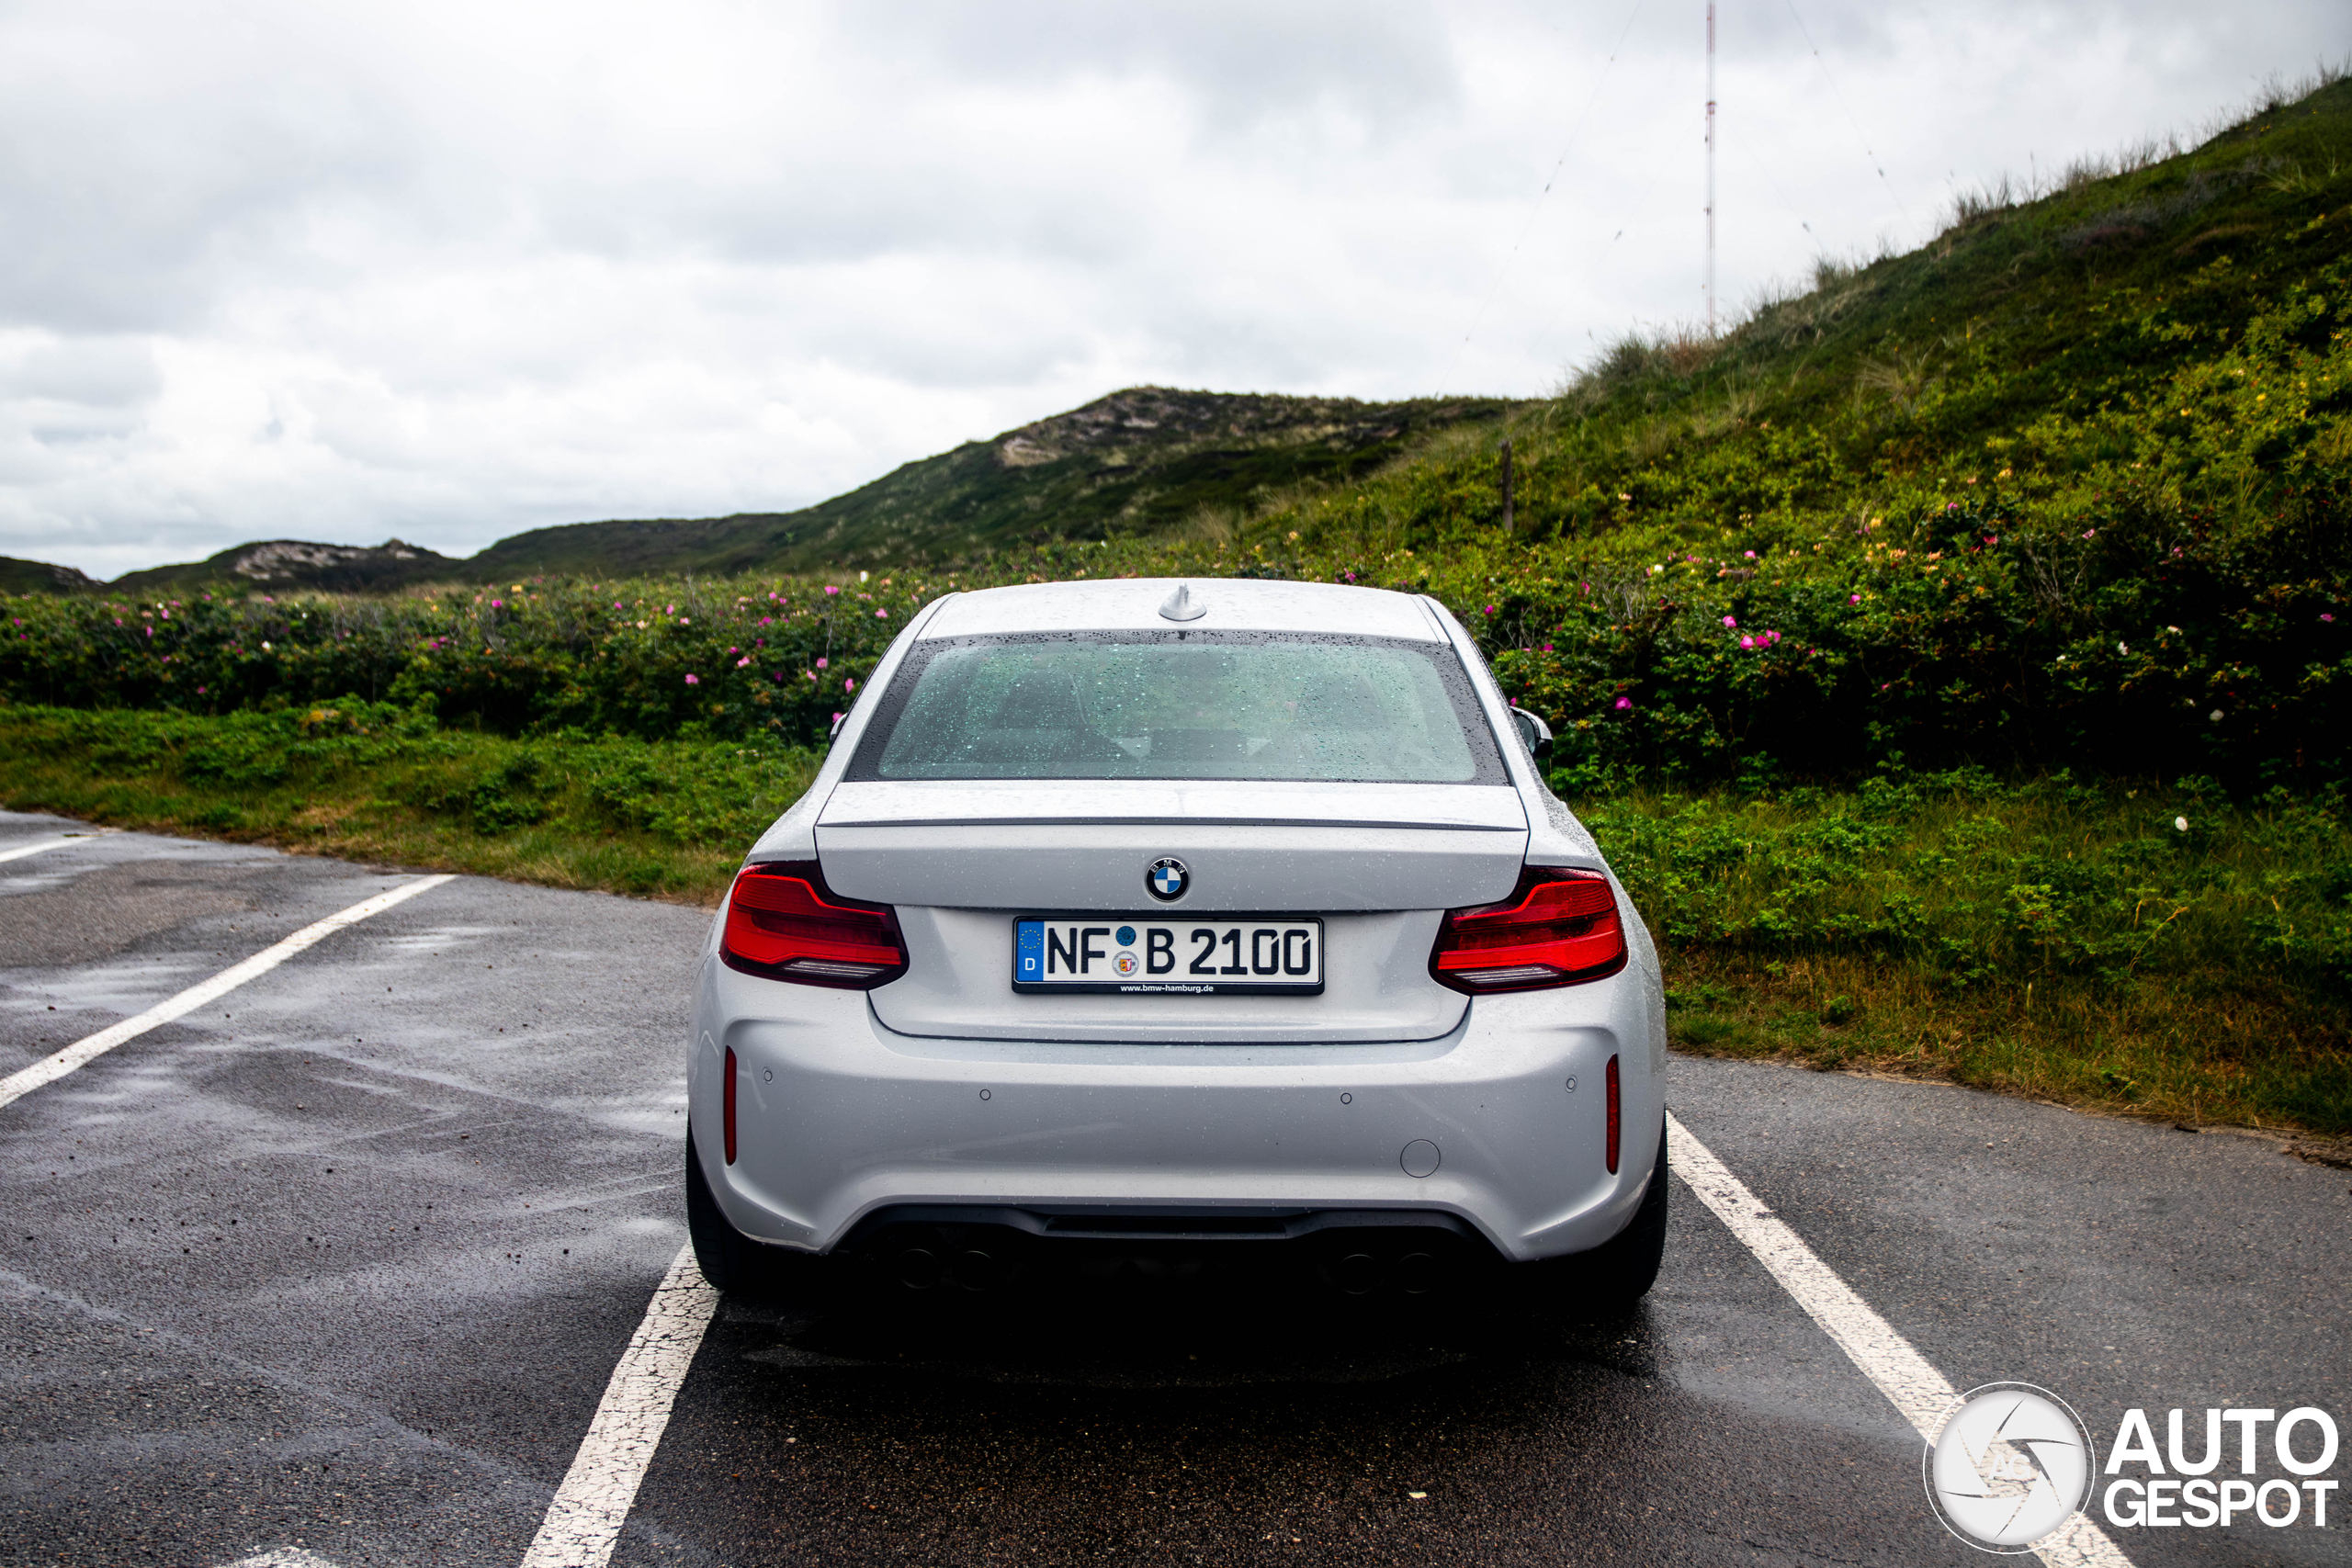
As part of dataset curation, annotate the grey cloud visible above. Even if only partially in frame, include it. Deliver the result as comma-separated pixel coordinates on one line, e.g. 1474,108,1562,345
3,336,160,406
0,19,411,333
839,0,1462,127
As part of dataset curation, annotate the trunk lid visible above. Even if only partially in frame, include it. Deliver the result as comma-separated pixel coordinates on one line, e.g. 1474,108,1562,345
811,779,1527,1043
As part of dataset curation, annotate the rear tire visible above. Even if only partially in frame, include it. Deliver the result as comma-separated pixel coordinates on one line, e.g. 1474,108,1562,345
1518,1117,1670,1312
1584,1118,1670,1304
685,1129,818,1303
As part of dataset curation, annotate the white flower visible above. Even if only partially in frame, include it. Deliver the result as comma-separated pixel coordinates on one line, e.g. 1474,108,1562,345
2210,709,2223,723
2117,642,2129,654
2175,817,2188,832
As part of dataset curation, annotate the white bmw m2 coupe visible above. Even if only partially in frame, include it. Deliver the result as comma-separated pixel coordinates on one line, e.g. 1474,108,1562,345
685,577,1669,1305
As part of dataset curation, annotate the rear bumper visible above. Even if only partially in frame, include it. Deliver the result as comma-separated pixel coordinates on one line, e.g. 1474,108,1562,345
690,958,1666,1264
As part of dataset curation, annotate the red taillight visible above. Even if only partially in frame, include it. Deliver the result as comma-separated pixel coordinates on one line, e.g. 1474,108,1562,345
723,1045,739,1166
721,861,909,989
1605,1053,1621,1175
1429,867,1627,993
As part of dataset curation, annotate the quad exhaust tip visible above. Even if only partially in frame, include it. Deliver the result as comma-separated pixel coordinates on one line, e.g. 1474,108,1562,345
1333,1251,1440,1295
894,1247,999,1292
889,1243,1446,1297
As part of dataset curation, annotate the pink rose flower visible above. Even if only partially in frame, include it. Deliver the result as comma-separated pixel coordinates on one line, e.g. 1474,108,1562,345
684,673,700,685
1613,696,1632,711
1722,616,1736,628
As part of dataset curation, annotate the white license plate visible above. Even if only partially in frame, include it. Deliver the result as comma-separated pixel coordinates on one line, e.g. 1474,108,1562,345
1012,917,1324,995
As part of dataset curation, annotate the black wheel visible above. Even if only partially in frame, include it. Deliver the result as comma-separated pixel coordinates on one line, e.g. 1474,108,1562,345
685,1129,822,1303
1515,1117,1669,1312
1581,1118,1670,1304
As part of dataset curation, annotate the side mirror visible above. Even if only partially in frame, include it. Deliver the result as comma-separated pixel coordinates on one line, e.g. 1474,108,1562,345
1509,704,1553,761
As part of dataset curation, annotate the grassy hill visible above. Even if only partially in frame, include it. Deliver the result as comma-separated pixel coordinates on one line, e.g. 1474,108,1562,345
106,538,459,596
0,556,95,594
1268,73,2352,556
470,388,1517,577
25,388,1516,594
1178,72,2352,788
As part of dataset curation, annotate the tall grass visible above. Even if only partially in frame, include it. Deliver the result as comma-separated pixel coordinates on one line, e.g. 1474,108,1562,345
1589,769,2349,1134
0,703,820,901
1597,773,2341,985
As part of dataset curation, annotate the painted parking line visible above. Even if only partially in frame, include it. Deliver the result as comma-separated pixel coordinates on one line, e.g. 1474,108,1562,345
220,1550,344,1568
0,831,107,865
1667,1111,2133,1568
520,1244,719,1568
0,873,456,1113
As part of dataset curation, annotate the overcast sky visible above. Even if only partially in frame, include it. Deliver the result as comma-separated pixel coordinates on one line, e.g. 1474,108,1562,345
0,1,2340,577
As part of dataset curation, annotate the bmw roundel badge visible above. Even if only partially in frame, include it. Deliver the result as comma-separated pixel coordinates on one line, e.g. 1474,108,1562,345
1146,857,1190,902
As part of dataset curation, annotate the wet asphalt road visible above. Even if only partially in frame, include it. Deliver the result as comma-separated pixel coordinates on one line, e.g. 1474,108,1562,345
0,808,2345,1568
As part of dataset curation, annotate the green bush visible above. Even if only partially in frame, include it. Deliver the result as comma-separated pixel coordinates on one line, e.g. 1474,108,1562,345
1583,764,2352,1000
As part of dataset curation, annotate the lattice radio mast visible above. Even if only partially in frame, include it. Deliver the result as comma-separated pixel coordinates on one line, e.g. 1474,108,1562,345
1704,0,1717,335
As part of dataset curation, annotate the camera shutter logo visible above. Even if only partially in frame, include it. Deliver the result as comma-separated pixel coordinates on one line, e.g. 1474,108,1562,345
1926,1384,2096,1552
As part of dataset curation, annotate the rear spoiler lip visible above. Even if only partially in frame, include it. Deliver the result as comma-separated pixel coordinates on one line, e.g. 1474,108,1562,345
775,816,1525,835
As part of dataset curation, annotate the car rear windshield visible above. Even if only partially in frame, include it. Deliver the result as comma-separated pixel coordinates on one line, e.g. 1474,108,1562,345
847,631,1508,784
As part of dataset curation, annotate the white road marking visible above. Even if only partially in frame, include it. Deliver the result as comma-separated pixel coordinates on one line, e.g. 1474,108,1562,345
0,832,104,865
1668,1111,2134,1568
0,874,455,1113
221,1550,344,1568
521,1244,719,1568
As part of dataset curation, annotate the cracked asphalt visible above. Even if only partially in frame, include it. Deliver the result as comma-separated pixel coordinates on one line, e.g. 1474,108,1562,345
0,808,2344,1567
